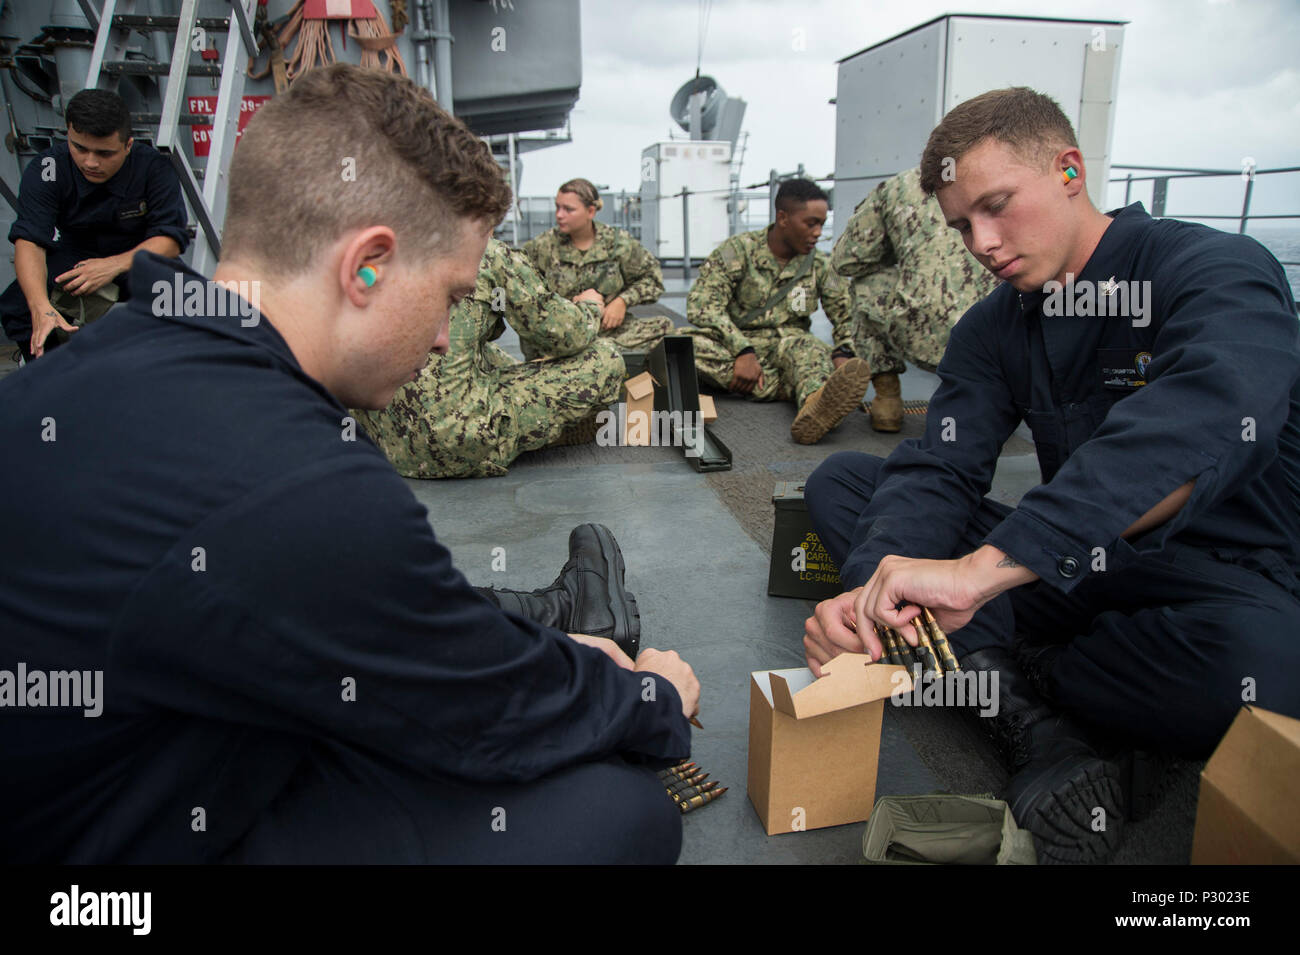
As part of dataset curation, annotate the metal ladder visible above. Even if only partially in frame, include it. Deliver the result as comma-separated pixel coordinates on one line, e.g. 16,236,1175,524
84,0,259,275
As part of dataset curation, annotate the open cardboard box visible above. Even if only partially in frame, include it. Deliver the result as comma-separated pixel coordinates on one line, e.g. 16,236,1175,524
621,373,718,446
699,394,717,424
622,371,656,446
748,653,912,835
1191,706,1300,864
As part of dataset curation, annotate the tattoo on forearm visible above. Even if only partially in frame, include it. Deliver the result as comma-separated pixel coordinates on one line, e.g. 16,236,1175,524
996,555,1020,568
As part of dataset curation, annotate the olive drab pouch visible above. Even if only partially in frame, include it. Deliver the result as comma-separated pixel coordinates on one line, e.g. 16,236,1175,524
862,794,1038,865
46,283,121,347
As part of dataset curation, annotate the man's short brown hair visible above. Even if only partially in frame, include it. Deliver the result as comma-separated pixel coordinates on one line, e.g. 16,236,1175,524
919,87,1079,195
222,64,511,275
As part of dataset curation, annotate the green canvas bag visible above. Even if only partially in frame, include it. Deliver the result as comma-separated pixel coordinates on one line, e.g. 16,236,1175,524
862,794,1038,865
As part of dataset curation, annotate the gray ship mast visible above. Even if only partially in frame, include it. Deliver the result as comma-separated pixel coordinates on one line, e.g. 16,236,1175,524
0,0,584,284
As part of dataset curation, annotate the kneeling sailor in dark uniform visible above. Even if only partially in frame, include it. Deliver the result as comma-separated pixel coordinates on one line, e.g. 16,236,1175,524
1,88,188,361
803,87,1300,863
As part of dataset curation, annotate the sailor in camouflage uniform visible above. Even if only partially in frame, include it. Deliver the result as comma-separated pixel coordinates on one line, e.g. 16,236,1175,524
832,167,999,431
355,238,624,478
685,178,870,444
523,177,673,356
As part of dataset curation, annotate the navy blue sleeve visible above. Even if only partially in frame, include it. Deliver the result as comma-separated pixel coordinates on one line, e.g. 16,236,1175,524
107,454,691,783
838,297,1021,588
986,235,1300,591
140,152,189,253
7,151,62,250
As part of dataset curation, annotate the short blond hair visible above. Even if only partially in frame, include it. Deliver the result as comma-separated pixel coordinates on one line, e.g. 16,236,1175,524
222,64,511,275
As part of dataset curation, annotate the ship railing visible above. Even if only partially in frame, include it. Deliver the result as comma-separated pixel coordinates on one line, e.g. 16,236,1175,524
511,162,1300,286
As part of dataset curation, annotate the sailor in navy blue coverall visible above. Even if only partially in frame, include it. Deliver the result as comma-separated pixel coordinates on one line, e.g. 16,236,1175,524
807,198,1300,756
1,89,188,360
0,69,694,864
0,251,690,864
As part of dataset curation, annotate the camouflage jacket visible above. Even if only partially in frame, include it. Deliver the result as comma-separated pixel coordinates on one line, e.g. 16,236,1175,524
831,167,998,323
522,222,664,307
363,239,600,412
686,226,855,357
460,238,602,365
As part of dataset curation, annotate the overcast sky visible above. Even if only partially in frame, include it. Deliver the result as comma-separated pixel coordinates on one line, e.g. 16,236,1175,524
518,0,1300,220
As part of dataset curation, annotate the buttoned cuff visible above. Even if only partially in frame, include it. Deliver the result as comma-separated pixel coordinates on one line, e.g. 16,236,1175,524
983,509,1095,593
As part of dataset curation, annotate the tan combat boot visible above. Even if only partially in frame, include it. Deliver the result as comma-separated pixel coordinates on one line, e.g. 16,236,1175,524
791,358,873,444
869,373,903,432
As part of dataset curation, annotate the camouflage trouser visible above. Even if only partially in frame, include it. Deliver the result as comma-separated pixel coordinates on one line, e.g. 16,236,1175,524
358,338,625,479
685,327,830,408
602,314,674,353
851,269,908,376
852,267,962,375
522,314,675,360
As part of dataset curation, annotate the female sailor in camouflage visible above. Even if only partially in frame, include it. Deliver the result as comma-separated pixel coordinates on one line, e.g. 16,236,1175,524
354,238,624,478
523,177,673,356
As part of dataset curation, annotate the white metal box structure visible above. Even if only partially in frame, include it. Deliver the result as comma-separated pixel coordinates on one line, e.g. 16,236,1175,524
640,141,732,261
832,14,1125,238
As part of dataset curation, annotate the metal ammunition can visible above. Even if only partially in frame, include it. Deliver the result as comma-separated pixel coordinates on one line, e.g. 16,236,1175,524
767,481,843,600
621,351,647,381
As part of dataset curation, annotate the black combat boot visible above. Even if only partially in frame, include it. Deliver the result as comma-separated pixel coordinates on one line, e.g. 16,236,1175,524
1013,637,1175,824
475,523,641,658
963,647,1125,864
963,646,1054,771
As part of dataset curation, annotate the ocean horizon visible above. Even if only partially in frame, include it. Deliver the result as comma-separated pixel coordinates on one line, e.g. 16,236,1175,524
1239,225,1300,302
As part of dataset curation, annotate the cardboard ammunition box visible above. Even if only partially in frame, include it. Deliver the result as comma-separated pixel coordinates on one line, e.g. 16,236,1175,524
622,371,656,446
699,394,717,424
748,654,911,835
1191,706,1300,864
768,481,842,600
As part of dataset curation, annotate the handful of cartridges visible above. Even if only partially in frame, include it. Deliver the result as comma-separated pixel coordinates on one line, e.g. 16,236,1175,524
874,607,961,676
658,762,727,814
